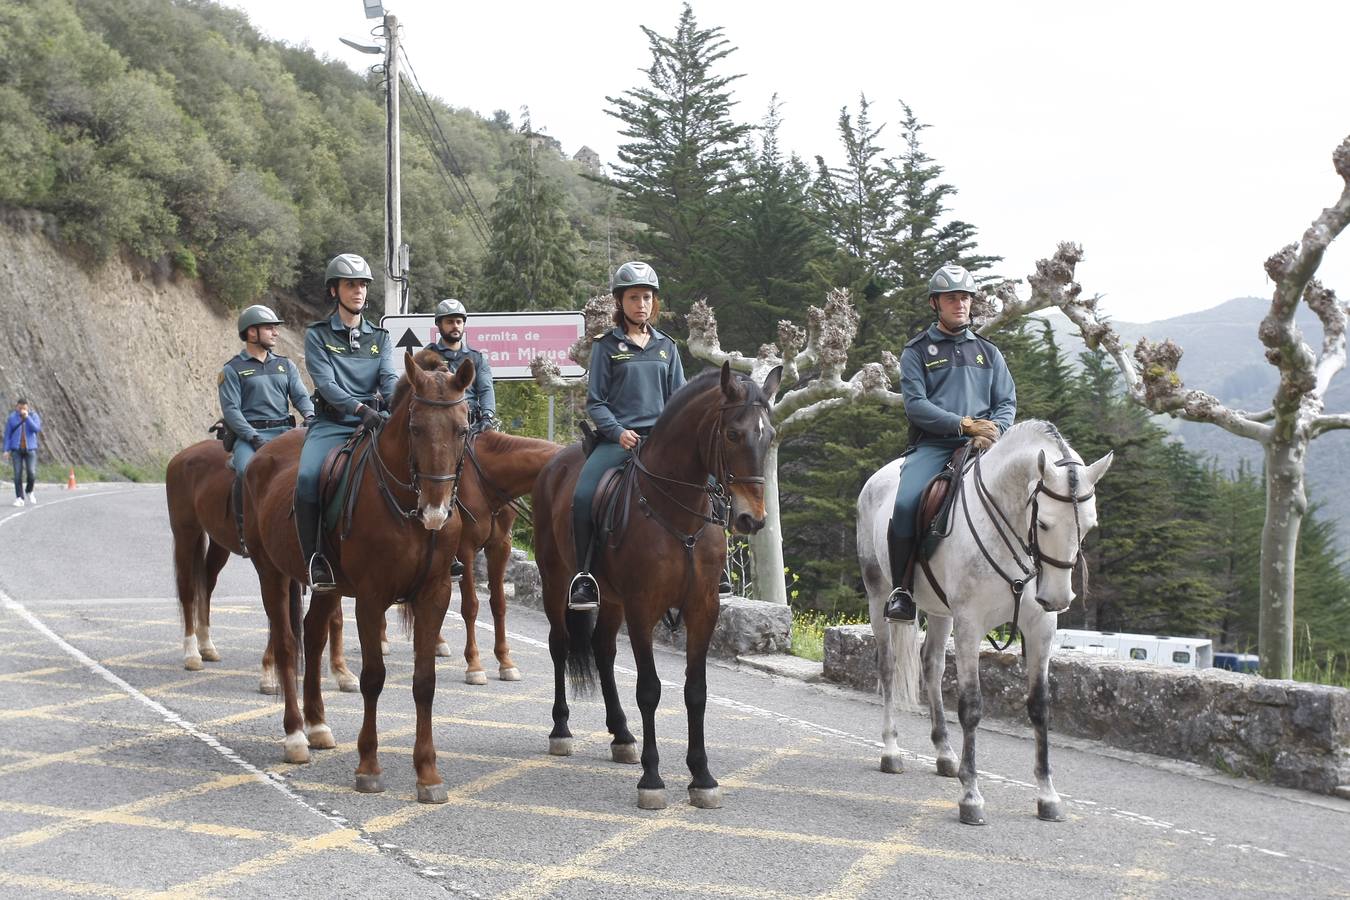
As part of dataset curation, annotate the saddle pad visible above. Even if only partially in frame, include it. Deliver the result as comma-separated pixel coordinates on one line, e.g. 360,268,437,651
915,446,969,561
320,443,357,533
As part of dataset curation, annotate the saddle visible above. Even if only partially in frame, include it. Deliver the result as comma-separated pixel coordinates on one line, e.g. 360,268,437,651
590,461,637,549
316,430,371,557
913,444,971,562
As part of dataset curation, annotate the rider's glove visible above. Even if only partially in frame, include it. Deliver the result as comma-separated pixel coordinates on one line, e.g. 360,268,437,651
961,417,1000,444
356,404,383,430
302,415,315,429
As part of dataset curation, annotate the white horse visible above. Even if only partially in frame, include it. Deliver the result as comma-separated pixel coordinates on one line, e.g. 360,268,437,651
857,420,1112,825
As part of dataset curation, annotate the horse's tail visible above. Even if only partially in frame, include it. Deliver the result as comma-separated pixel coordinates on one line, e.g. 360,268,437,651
288,580,304,676
565,608,597,697
888,620,922,710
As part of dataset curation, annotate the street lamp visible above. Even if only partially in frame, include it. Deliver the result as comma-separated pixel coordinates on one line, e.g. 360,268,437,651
363,1,384,19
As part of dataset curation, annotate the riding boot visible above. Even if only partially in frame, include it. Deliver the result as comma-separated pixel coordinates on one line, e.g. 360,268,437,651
884,527,917,623
295,497,337,592
568,518,600,611
231,475,249,558
451,558,465,579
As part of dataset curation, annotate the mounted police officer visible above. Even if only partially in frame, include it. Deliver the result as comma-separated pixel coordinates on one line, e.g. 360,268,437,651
885,263,1016,622
428,298,497,428
219,305,314,552
296,253,399,590
568,261,685,611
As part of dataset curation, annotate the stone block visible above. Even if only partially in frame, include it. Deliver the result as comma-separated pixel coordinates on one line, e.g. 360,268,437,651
651,595,792,659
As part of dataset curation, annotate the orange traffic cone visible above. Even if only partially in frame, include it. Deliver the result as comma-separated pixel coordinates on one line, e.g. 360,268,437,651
66,468,77,490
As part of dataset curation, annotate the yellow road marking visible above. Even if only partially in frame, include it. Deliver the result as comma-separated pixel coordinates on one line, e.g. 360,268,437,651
144,828,367,899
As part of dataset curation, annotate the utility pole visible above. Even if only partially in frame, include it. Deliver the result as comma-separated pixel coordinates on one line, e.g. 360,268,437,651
383,13,404,318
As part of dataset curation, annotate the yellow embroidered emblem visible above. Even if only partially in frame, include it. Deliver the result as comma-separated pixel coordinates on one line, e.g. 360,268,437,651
371,343,379,355
976,353,985,365
659,349,668,359
325,344,345,353
278,364,285,372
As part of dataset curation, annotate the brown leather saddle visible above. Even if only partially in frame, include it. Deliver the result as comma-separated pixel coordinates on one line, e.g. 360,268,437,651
913,444,972,563
590,462,638,549
316,431,372,560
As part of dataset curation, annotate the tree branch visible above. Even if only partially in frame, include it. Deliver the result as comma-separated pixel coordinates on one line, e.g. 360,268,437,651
1311,412,1350,437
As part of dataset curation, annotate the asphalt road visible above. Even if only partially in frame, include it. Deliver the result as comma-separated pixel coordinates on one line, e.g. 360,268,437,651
0,484,1346,899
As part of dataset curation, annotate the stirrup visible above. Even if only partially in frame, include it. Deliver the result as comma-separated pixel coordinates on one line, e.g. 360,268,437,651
308,553,338,592
451,558,465,578
884,586,916,622
567,572,599,611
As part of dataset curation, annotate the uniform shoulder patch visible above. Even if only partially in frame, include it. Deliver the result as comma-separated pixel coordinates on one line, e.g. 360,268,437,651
217,371,226,386
904,331,929,348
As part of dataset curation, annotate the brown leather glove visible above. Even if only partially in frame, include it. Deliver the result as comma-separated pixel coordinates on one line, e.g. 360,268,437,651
971,434,994,451
961,417,1000,445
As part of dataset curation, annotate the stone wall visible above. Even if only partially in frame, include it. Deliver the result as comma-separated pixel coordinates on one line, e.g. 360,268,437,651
823,624,1350,796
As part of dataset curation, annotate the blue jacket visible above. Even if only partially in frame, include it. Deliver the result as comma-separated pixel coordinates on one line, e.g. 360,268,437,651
305,314,400,424
429,339,496,419
900,324,1016,443
3,410,41,452
586,327,685,442
218,350,314,443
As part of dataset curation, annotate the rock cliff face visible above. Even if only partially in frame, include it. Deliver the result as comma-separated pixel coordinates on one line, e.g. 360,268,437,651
0,212,311,469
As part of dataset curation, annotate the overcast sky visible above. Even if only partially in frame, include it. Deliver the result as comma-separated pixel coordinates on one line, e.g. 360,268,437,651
222,0,1349,324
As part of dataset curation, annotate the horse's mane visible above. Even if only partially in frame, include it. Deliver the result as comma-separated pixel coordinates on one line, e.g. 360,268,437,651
473,429,559,454
658,367,757,426
996,420,1081,495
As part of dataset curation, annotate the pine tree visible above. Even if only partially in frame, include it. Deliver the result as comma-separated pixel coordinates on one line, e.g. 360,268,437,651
604,3,751,316
480,128,582,311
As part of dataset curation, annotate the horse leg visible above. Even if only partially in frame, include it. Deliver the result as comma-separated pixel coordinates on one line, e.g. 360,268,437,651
258,565,307,763
353,598,388,793
459,551,487,684
953,623,986,825
630,628,667,810
259,633,279,696
327,599,359,692
923,615,959,778
682,602,721,809
196,539,229,663
1023,613,1065,821
592,603,636,763
486,534,520,681
546,598,574,756
174,527,206,671
302,589,338,750
411,593,451,803
379,612,390,656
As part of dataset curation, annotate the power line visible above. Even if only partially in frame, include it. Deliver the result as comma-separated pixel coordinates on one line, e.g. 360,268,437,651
400,80,491,249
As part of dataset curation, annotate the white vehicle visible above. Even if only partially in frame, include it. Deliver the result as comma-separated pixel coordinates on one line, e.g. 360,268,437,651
1053,629,1214,669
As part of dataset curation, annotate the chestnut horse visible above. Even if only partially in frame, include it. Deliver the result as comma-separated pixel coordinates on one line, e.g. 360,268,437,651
243,353,472,802
532,362,782,810
164,440,358,692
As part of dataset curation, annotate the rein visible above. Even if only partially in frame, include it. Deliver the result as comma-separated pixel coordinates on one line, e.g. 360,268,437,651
919,448,1094,651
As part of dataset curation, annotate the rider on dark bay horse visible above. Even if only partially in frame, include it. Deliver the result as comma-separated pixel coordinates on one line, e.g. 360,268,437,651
218,304,314,553
295,253,400,590
885,263,1017,622
428,298,499,430
568,261,685,611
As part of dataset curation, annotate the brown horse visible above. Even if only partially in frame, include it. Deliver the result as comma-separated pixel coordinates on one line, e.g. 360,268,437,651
243,353,473,802
533,362,782,810
164,440,359,692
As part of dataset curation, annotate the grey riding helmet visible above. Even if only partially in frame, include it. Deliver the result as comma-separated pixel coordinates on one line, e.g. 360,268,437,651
434,298,469,322
237,304,284,340
325,253,374,286
929,263,976,295
611,261,659,295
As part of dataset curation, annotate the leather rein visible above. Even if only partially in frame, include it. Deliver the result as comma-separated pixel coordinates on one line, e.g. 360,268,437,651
920,449,1094,651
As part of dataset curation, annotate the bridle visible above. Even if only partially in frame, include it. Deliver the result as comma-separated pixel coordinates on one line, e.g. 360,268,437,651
923,447,1095,651
366,392,469,520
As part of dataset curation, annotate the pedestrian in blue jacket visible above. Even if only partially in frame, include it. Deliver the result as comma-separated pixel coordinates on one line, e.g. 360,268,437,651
3,398,42,507
885,264,1017,622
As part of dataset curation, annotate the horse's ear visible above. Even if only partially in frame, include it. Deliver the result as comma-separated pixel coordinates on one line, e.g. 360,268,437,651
1037,449,1046,476
451,356,476,393
1085,451,1113,484
720,361,735,398
762,365,783,402
404,351,423,385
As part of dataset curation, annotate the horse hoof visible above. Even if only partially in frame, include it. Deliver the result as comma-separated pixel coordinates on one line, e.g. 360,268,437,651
959,801,987,826
353,773,385,793
184,655,203,672
307,724,335,750
880,754,904,774
335,672,360,693
464,669,488,686
611,742,640,765
417,782,449,804
499,666,521,682
548,737,573,757
637,789,667,810
1037,799,1067,822
259,677,279,696
283,733,309,764
688,787,722,809
435,641,452,658
200,646,221,662
936,756,959,778
380,641,390,655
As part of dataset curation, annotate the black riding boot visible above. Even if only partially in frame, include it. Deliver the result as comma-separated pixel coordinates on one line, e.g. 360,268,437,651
231,475,249,558
568,514,599,611
295,497,336,591
884,526,916,622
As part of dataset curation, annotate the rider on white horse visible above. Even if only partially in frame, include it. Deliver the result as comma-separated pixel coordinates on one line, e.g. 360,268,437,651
885,264,1017,622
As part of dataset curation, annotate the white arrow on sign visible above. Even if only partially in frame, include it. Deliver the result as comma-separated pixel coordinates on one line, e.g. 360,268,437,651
381,310,586,381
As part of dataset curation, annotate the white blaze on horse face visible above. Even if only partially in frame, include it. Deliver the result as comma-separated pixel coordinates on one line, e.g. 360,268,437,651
421,503,450,531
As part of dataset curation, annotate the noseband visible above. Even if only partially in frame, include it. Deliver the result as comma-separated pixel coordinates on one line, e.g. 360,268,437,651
366,391,469,525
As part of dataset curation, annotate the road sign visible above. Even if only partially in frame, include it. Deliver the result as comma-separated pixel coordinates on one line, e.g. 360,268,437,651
380,311,586,381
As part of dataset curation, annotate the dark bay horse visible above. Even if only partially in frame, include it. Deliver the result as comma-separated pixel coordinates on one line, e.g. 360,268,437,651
164,440,358,692
533,362,782,810
244,353,473,803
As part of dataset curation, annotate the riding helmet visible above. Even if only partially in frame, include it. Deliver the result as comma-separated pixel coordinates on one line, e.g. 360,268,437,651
324,253,374,285
237,304,284,340
611,261,659,295
929,263,976,295
434,298,469,322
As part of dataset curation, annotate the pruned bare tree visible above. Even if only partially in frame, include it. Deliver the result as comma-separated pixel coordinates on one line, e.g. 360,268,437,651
991,136,1350,677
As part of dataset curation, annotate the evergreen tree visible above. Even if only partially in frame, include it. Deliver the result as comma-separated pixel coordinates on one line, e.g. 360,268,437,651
604,3,751,317
480,127,583,311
